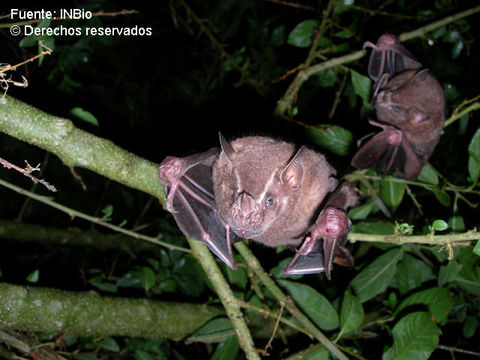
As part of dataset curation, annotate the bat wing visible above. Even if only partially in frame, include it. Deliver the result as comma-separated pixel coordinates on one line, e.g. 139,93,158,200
364,35,422,98
364,35,421,83
159,149,239,269
351,125,424,180
283,182,357,279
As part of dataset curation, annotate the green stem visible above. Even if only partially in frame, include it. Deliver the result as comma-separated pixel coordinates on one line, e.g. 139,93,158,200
188,240,261,360
348,230,479,245
235,242,349,360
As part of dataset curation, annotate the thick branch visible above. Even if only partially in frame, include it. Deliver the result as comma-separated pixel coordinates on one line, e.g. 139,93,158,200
0,282,224,340
0,96,164,201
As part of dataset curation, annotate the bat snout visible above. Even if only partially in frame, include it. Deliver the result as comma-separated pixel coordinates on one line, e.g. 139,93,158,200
231,192,262,228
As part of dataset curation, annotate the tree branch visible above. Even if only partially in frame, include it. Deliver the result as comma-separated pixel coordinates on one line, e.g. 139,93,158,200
348,230,478,245
0,282,224,340
0,96,164,201
188,239,261,360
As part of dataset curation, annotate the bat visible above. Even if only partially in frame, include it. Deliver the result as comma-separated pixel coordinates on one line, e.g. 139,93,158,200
352,68,445,180
159,133,358,279
363,33,422,97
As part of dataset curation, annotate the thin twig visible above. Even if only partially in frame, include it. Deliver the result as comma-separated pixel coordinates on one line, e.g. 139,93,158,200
262,303,284,355
348,229,479,245
0,157,57,192
0,177,190,253
264,0,314,10
437,344,480,357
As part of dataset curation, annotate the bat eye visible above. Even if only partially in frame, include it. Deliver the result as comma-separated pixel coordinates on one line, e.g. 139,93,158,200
390,106,402,114
265,198,274,208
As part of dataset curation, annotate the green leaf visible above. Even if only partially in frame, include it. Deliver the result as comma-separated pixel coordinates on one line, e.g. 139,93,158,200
26,269,40,283
92,282,118,293
139,266,156,292
394,288,453,323
380,177,405,211
393,254,435,295
303,347,330,360
313,68,337,88
468,128,480,182
101,205,114,220
382,312,441,360
287,20,320,48
71,107,99,126
474,240,480,256
278,280,339,330
348,201,374,220
116,272,142,288
134,350,152,360
443,83,460,102
306,124,353,156
432,219,448,231
186,318,234,343
98,337,120,352
337,291,364,339
449,194,465,231
462,315,478,338
451,248,480,296
210,336,239,360
417,164,438,185
438,260,461,287
432,189,451,206
224,260,248,288
353,221,395,235
351,248,404,302
350,69,372,107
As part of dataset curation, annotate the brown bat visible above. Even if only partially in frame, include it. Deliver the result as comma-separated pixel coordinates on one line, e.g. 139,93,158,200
352,68,445,180
353,34,445,180
159,134,358,279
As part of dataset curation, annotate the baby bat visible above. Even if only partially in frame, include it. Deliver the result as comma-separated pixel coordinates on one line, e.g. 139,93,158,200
352,68,445,180
159,134,358,279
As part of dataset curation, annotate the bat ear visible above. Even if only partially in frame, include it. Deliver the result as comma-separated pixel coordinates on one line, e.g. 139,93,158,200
280,146,306,190
414,68,429,81
218,132,235,162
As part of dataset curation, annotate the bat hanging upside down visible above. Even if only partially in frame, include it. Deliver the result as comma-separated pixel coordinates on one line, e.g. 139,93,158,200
159,134,358,279
352,34,445,180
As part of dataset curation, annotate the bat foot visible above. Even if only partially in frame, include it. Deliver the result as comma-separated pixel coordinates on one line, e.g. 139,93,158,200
158,156,184,185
